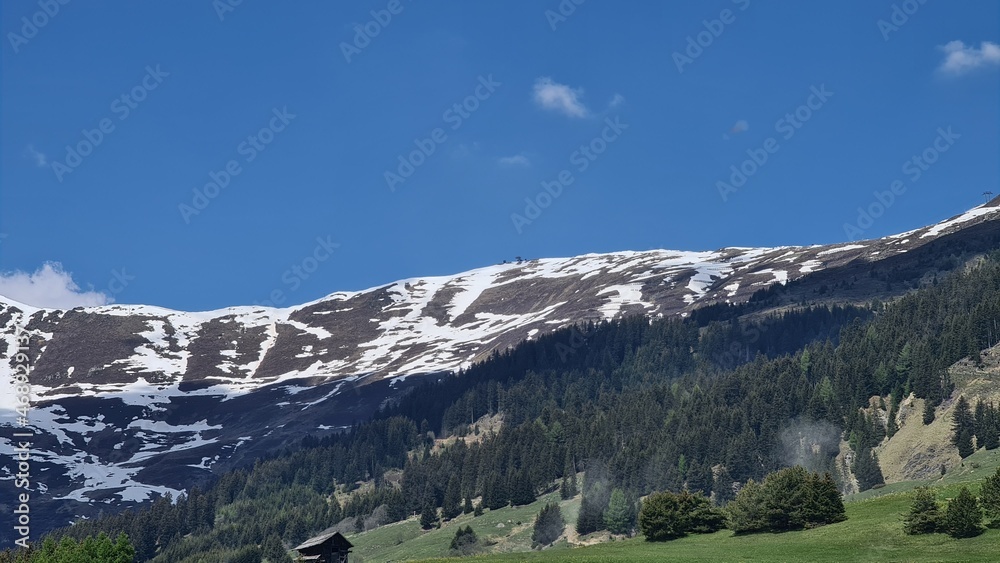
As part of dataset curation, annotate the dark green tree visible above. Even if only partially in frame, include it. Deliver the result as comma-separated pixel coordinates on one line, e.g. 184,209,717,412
980,467,1000,527
604,488,634,535
449,525,480,555
420,503,439,530
531,503,564,547
944,486,984,538
442,475,463,520
638,491,689,541
903,487,942,535
853,447,885,492
952,396,976,458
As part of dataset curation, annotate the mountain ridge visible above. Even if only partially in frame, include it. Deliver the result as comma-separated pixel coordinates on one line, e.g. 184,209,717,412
1,198,999,532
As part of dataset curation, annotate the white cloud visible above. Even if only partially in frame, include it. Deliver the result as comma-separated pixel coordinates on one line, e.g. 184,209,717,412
498,154,531,167
533,77,589,118
937,40,1000,76
609,93,626,108
0,262,109,309
24,145,47,167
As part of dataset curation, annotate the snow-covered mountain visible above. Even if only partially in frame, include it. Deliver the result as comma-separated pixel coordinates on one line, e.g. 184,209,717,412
2,198,999,533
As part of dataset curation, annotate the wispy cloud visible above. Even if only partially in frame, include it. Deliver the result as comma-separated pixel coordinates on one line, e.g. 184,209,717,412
937,40,1000,76
24,144,47,167
533,77,589,118
0,262,109,309
498,154,531,167
609,93,626,108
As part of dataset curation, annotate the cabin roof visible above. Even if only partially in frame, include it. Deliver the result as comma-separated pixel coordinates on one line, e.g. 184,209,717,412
293,529,354,551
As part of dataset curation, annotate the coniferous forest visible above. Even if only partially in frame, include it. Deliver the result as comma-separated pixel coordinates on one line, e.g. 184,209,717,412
9,253,1000,562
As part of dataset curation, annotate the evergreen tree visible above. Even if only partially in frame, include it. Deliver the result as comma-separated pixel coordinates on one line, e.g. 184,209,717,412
449,525,479,555
805,473,847,526
531,503,564,547
980,467,1000,527
981,403,1000,450
727,479,767,535
463,496,474,515
944,486,984,538
853,447,885,492
420,503,439,530
560,452,578,500
903,487,942,535
678,490,726,534
604,488,633,535
638,491,689,541
952,396,976,458
974,400,988,448
922,399,936,425
509,469,536,507
442,475,463,520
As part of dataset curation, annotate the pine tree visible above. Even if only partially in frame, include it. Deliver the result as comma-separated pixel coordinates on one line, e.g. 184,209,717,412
509,469,536,506
463,496,474,515
420,503,439,530
726,479,766,534
980,467,1000,526
956,428,975,459
853,447,885,492
805,473,847,526
922,399,936,425
442,476,463,520
449,525,479,555
952,396,976,458
531,503,564,547
974,400,988,448
981,403,1000,450
903,487,942,535
944,486,984,538
604,488,633,535
638,491,688,541
561,452,578,500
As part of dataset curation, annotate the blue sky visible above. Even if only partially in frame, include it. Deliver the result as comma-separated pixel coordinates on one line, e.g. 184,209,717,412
1,0,998,311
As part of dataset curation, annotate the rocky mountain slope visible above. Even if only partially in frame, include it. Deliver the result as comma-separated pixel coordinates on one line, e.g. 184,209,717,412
2,198,999,532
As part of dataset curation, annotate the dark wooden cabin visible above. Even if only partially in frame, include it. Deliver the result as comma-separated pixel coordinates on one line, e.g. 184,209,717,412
293,529,353,563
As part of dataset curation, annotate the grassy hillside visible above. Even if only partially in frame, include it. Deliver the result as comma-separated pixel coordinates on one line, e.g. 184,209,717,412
412,454,1000,562
346,492,581,563
343,450,1000,563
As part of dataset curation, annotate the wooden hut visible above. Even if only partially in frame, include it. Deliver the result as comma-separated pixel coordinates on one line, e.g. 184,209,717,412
293,529,353,563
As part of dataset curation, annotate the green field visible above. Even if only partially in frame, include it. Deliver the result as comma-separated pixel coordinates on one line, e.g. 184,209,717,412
346,449,1000,563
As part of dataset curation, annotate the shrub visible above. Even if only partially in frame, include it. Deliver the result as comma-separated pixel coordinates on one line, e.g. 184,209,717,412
639,490,723,542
